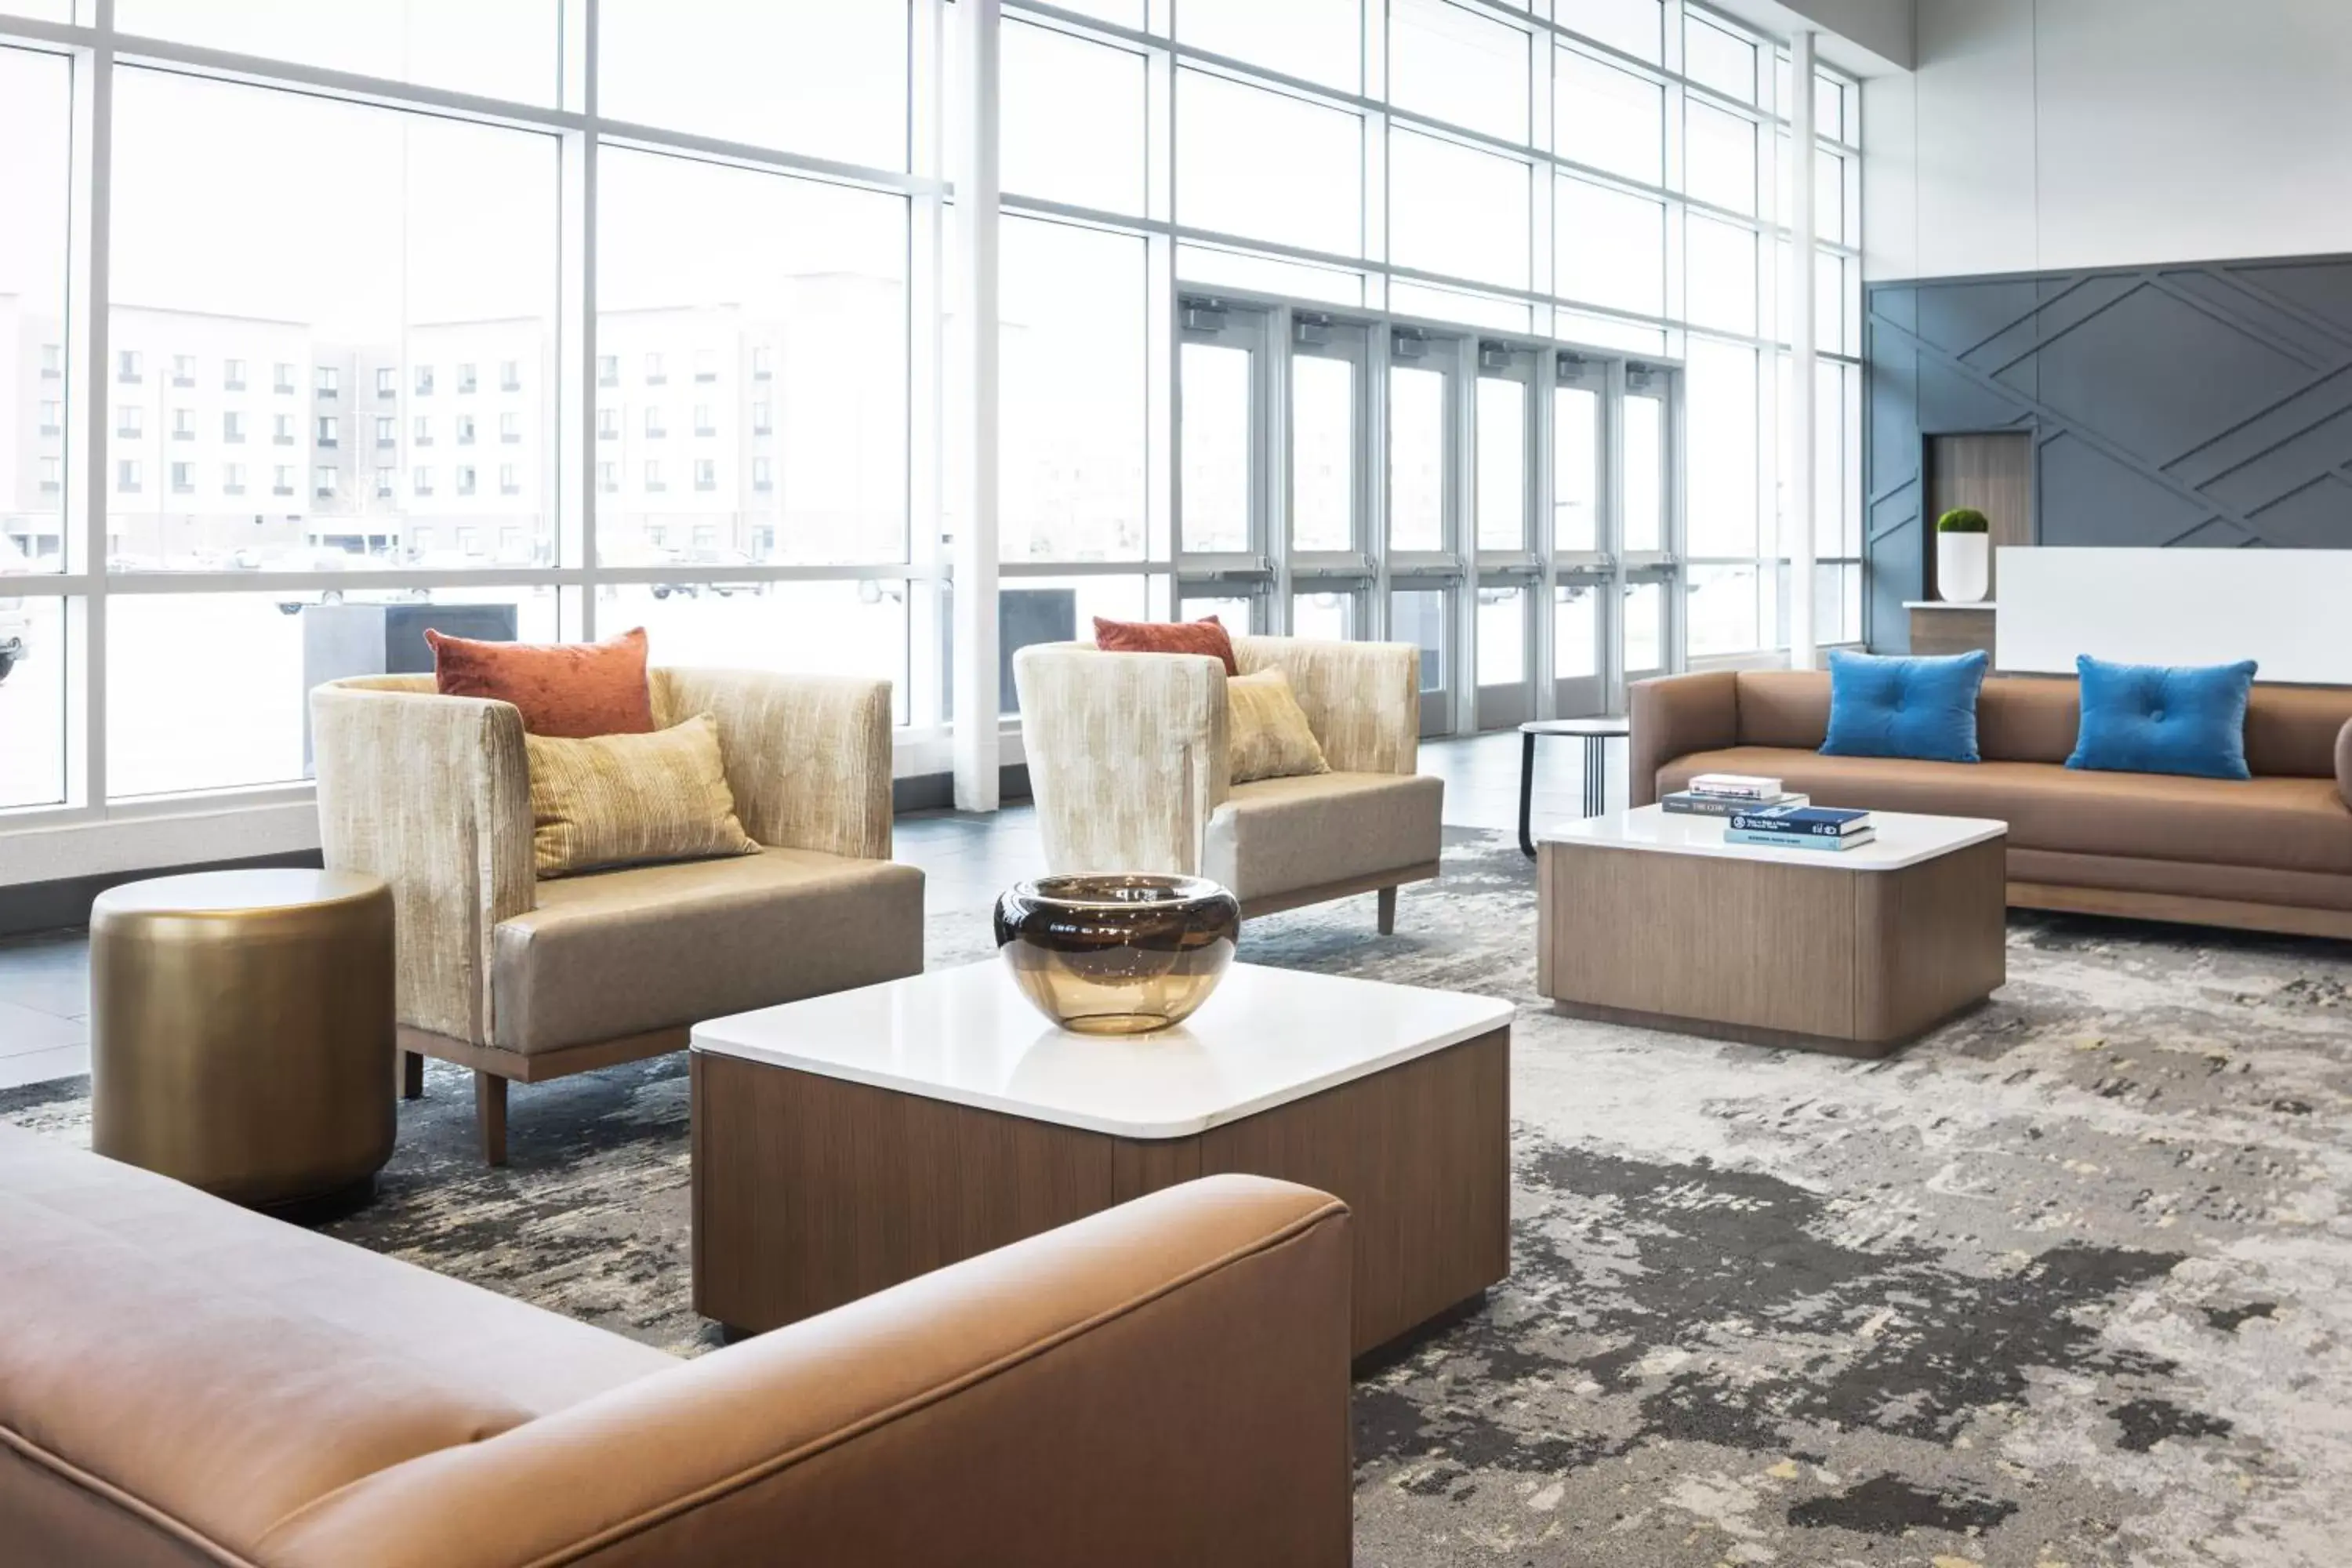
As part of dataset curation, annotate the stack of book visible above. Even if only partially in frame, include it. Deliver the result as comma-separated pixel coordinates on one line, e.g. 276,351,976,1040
1724,802,1876,851
1661,772,1809,817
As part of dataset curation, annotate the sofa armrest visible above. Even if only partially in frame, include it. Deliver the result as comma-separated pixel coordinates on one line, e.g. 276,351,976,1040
1627,670,1740,808
263,1176,1354,1568
656,669,895,861
1233,635,1419,775
2338,718,2352,811
310,677,533,1045
1014,644,1229,876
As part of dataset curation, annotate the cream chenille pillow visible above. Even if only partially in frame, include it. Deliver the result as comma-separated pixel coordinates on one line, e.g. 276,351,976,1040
524,712,759,878
1227,666,1331,785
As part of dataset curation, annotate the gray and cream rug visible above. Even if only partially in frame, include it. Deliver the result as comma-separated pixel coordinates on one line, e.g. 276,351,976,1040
9,826,2352,1566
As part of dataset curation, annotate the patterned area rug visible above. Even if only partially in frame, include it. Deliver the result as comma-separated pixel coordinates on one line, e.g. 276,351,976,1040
9,826,2352,1566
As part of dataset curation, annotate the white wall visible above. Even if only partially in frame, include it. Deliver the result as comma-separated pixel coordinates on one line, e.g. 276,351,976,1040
1866,0,2352,281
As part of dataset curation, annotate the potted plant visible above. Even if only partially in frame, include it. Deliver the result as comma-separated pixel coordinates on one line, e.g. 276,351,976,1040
1936,507,1991,603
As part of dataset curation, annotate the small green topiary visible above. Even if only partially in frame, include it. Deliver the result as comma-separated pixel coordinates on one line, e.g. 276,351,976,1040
1936,507,1990,534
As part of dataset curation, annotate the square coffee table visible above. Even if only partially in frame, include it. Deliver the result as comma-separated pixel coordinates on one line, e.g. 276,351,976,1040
1537,804,2007,1057
691,960,1512,1359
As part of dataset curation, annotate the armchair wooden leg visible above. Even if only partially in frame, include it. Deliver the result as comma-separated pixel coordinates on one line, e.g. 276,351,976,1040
399,1049,424,1101
475,1071,509,1167
1377,885,1399,935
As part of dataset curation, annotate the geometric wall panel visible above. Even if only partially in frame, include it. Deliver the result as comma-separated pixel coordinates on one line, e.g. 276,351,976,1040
1865,251,2352,651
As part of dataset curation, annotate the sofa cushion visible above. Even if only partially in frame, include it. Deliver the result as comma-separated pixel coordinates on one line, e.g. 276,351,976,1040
1659,746,2352,877
1820,648,1988,764
1228,667,1330,785
0,1125,673,1557
524,713,759,877
492,847,925,1054
1204,772,1443,905
426,626,656,739
1091,615,1240,675
2068,655,2257,781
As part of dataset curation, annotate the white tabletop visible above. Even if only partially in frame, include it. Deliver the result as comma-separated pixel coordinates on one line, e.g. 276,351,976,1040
1538,803,2005,871
691,960,1515,1140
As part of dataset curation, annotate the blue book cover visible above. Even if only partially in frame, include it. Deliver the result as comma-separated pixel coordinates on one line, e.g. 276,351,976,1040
1726,827,1876,851
1729,804,1871,837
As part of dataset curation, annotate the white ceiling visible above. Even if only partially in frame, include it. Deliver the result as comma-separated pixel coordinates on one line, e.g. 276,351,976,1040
1701,0,1915,74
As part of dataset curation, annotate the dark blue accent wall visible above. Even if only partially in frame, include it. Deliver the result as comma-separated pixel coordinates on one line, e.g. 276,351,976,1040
1864,253,2352,650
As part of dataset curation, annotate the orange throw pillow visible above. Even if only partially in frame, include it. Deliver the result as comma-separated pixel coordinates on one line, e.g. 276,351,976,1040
1091,615,1239,676
425,626,657,739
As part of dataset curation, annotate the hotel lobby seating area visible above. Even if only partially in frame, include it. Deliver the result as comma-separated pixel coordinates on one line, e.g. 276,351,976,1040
9,2,2352,1565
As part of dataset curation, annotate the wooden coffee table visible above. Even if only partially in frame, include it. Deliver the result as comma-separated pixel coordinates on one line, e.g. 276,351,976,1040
1537,805,2007,1057
690,961,1513,1359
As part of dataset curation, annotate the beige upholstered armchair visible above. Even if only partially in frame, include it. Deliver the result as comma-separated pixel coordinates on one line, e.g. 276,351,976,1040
310,668,924,1164
1014,635,1442,931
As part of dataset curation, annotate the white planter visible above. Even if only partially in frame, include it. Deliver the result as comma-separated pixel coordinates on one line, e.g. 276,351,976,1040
1937,532,1991,604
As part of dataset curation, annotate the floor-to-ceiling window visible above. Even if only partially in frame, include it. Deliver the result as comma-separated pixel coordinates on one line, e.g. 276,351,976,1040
0,0,1859,842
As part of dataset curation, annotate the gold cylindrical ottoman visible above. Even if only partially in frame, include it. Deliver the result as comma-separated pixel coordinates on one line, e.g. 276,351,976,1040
90,869,396,1212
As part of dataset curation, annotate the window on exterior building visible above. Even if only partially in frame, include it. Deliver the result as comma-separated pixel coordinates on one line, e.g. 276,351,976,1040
273,464,294,495
456,414,475,445
223,411,245,443
316,365,339,396
456,362,477,394
597,406,619,439
118,406,143,437
751,400,772,435
118,459,142,492
693,403,714,436
118,350,143,383
222,463,245,494
274,412,295,443
644,351,665,384
37,400,60,435
597,460,617,492
314,465,336,496
171,408,194,439
644,406,666,437
375,416,395,447
170,354,194,387
499,359,521,391
694,458,716,490
39,457,61,492
500,412,521,442
170,461,193,492
751,345,772,379
414,365,435,395
456,464,476,495
644,458,664,491
499,463,518,495
223,358,246,390
315,415,336,445
373,466,394,498
375,366,396,397
412,466,433,495
274,361,296,394
752,456,772,491
597,354,618,387
413,415,432,445
40,343,62,378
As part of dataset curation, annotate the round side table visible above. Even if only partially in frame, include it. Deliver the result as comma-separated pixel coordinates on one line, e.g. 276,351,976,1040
90,868,396,1215
1518,717,1631,858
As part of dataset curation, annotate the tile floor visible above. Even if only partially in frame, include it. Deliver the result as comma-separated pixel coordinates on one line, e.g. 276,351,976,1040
0,728,1621,1091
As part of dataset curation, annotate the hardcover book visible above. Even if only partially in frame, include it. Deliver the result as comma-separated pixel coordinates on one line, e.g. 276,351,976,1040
1688,771,1783,799
1725,826,1878,851
1661,790,1808,817
1727,804,1872,837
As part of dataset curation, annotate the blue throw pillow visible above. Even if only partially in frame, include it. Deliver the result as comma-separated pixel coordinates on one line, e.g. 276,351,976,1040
2067,655,2256,780
1819,648,1988,763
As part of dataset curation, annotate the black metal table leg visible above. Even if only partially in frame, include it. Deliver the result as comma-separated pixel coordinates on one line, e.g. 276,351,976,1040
1517,727,1539,858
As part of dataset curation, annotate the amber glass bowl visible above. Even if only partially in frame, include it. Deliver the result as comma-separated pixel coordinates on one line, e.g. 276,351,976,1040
994,874,1241,1036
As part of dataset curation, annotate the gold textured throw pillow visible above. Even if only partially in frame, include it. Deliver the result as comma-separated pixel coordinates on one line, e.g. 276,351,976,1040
1228,666,1331,784
524,712,759,878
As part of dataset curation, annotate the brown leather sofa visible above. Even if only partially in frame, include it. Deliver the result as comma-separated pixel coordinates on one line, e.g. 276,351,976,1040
1630,670,2352,939
0,1126,1352,1566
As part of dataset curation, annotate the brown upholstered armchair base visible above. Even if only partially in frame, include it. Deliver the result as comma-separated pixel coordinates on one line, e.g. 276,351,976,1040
398,1025,688,1167
1240,859,1443,935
